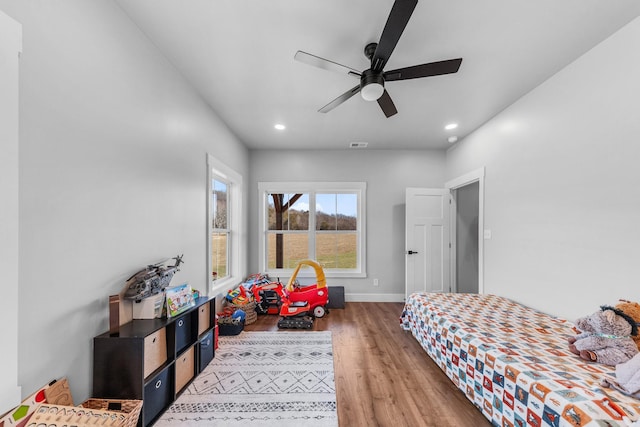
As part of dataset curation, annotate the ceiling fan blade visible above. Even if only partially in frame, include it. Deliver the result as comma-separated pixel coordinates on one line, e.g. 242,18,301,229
318,85,361,113
295,50,361,76
371,0,418,72
384,58,462,81
377,89,398,118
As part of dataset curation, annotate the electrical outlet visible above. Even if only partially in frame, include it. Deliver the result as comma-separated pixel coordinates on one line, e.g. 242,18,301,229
373,278,379,287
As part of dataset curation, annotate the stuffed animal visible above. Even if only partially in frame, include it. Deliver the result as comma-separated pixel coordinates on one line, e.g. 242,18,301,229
601,352,640,399
568,305,638,366
615,299,640,351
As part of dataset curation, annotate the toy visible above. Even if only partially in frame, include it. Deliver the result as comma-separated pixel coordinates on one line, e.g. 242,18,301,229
252,280,286,315
616,299,640,351
226,286,249,305
277,260,330,329
601,352,640,400
568,305,639,366
124,254,184,302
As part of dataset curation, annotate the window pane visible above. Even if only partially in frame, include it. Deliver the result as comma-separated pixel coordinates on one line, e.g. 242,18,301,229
316,193,357,231
212,179,228,229
211,232,228,279
267,193,309,231
267,233,309,269
316,233,357,268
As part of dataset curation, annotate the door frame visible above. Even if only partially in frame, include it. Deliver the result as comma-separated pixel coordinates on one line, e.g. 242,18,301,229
445,167,485,294
0,9,22,414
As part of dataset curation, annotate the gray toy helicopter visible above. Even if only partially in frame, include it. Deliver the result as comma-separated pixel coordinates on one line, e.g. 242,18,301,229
124,254,184,302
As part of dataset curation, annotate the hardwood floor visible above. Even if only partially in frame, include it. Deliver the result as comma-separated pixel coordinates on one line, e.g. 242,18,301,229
244,302,490,427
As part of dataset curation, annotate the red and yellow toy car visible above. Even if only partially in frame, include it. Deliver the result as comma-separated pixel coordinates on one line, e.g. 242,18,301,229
277,259,329,329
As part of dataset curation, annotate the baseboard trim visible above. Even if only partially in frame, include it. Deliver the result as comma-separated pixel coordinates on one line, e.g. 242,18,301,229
345,293,405,303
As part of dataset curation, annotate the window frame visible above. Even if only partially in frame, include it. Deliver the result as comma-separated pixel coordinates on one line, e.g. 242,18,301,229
258,181,366,278
208,154,243,296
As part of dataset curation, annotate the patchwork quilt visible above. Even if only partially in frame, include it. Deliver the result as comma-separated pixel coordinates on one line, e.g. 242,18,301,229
400,292,640,427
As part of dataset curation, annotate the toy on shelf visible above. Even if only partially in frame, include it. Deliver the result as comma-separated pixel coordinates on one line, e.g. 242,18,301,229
568,305,639,366
123,255,184,302
165,283,196,318
277,259,329,329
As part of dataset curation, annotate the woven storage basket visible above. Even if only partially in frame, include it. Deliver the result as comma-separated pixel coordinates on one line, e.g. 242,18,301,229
226,300,257,324
79,398,143,427
30,399,142,427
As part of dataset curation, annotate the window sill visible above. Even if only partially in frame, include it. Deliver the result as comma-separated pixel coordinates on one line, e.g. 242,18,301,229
210,277,240,298
265,270,366,279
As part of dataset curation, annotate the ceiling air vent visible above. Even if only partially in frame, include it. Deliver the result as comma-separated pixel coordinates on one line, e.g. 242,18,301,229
349,142,368,148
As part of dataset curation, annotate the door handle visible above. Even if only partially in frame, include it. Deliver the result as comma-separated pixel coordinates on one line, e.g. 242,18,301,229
407,250,418,255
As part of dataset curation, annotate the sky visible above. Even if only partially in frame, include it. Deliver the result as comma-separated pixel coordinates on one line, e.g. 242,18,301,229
275,193,357,217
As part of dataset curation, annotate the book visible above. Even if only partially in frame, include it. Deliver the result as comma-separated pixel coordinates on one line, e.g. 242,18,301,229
165,283,195,318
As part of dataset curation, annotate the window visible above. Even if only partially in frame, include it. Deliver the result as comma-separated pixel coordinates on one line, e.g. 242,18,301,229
208,154,244,295
258,182,366,277
211,178,229,280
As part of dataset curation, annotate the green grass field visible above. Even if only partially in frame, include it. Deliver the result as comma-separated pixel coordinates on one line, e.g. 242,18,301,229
266,233,356,269
212,233,357,277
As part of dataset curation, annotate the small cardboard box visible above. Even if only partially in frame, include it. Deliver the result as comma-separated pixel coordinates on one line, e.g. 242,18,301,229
132,292,165,319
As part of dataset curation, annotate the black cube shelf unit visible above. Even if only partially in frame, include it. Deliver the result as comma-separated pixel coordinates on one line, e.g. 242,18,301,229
92,296,216,427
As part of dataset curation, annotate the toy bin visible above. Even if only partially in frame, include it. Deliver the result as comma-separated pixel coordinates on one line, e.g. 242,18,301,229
30,398,142,427
217,318,245,335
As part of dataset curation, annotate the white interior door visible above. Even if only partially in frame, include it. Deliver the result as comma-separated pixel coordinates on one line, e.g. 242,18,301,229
405,188,450,299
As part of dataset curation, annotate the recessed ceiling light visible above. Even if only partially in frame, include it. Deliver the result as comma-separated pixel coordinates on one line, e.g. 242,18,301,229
448,136,458,144
445,123,458,130
274,123,286,130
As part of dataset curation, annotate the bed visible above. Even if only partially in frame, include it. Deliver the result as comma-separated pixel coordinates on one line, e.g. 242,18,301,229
400,292,640,427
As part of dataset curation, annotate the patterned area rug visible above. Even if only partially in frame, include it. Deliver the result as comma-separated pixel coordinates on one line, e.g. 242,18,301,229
154,331,337,427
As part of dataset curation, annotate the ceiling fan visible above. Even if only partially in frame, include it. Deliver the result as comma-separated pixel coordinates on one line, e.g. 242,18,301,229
294,0,462,118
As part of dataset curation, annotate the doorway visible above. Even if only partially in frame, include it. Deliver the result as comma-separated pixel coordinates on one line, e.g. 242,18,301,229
452,182,479,293
445,167,485,294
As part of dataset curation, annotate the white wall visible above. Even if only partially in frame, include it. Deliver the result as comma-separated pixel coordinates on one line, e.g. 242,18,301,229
0,9,22,414
0,0,248,403
248,149,445,301
446,17,640,321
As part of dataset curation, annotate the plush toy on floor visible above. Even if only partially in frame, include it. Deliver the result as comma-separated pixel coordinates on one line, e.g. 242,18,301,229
568,305,639,366
615,299,640,351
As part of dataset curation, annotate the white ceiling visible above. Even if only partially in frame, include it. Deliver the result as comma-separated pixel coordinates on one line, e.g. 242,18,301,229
116,0,640,150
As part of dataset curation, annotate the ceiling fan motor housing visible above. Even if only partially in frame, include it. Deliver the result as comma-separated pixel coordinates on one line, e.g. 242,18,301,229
364,42,378,60
360,69,385,101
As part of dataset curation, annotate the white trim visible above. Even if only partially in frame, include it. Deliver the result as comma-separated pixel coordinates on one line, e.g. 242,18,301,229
207,154,244,297
448,192,457,293
257,182,367,278
210,277,240,300
445,167,485,190
445,167,485,294
345,293,405,302
0,10,22,415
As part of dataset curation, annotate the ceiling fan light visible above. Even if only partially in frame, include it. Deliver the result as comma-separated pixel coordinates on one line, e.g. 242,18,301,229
361,83,384,101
